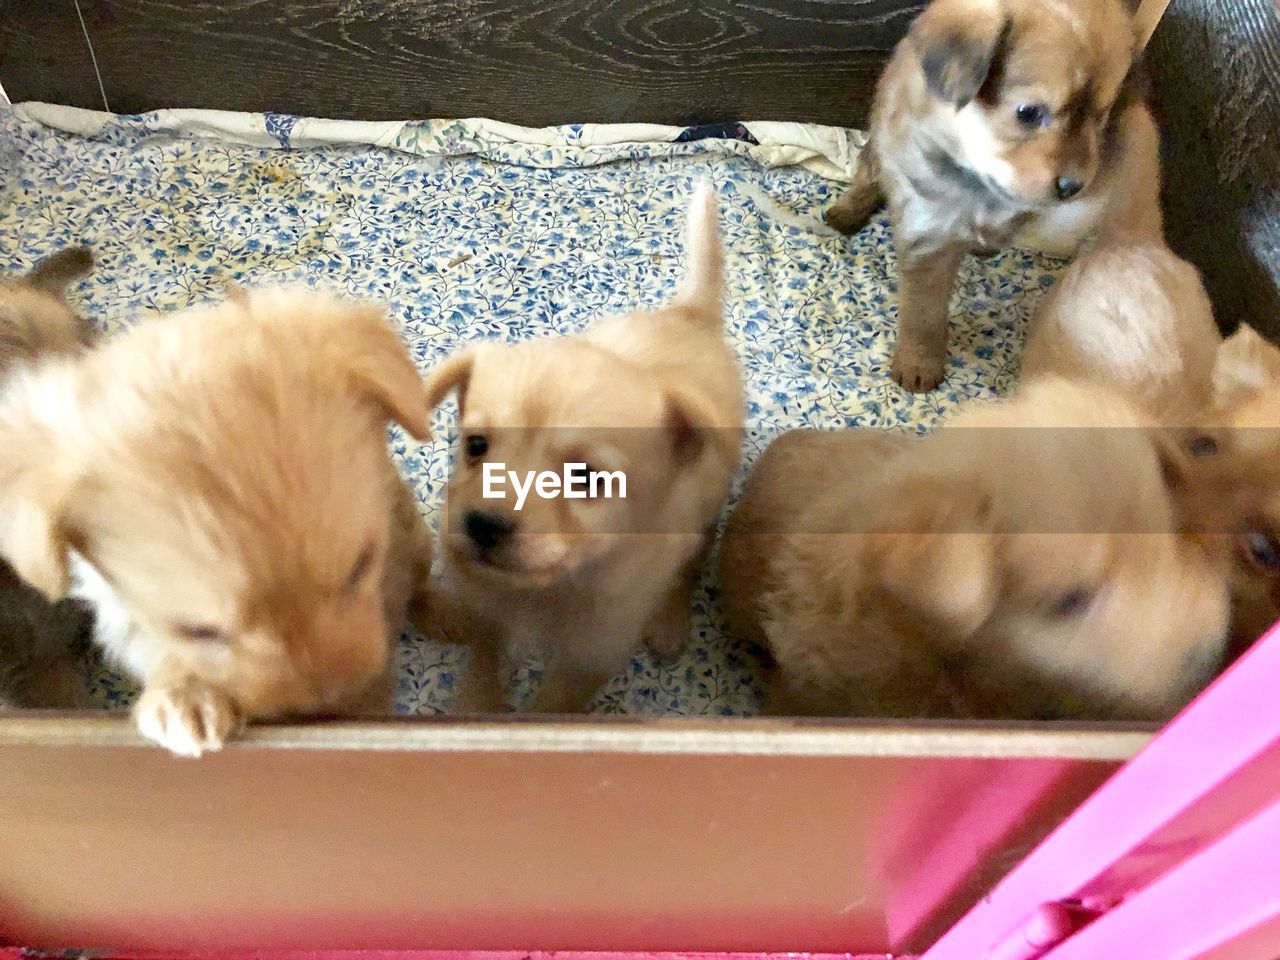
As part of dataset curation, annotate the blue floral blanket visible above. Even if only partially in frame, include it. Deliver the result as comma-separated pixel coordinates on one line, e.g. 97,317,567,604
0,105,1061,715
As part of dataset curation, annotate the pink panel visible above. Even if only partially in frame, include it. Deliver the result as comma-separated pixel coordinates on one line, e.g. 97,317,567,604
1041,794,1280,960
921,623,1280,960
0,953,906,960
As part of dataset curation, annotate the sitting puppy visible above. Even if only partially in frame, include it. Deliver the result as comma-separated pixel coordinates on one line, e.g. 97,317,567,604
0,247,97,709
425,186,743,713
0,287,434,753
720,378,1234,721
827,0,1161,392
1022,243,1221,424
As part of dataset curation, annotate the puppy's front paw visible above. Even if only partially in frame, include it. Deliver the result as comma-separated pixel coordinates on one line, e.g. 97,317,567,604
891,347,946,393
134,679,241,757
824,203,868,237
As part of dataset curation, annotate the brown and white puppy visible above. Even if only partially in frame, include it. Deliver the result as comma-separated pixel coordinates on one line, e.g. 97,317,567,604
0,287,434,754
0,247,97,709
425,186,743,713
827,0,1161,392
1022,243,1221,424
720,378,1235,722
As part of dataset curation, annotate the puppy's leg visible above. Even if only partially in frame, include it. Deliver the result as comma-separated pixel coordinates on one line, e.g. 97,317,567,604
339,661,398,716
643,534,709,662
644,582,693,663
527,655,611,714
825,147,884,236
133,672,242,757
408,586,508,714
892,244,965,392
452,640,508,714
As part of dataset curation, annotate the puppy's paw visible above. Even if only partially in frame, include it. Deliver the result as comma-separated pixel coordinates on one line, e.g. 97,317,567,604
891,348,947,393
824,203,870,237
645,633,686,664
134,679,241,757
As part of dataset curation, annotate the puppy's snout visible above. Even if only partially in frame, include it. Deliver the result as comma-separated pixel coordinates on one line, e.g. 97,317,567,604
465,510,516,551
1054,175,1084,201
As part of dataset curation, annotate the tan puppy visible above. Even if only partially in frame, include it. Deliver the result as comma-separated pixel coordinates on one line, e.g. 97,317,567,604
1201,325,1280,656
0,288,434,754
425,186,743,713
827,0,1161,392
1022,243,1221,423
720,378,1235,721
0,247,97,709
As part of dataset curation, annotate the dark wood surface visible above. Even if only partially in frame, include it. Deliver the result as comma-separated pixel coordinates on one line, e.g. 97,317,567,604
0,0,924,127
1147,0,1280,338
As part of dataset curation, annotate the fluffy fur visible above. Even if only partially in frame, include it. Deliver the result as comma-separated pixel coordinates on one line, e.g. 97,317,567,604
1022,243,1221,424
425,186,744,713
1201,325,1280,658
720,378,1235,721
0,287,434,753
827,0,1162,392
0,247,97,709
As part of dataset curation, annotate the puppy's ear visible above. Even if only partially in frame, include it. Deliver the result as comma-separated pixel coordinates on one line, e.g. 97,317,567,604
0,418,77,600
911,0,1011,107
663,386,729,466
424,350,475,417
869,476,997,636
25,246,93,297
1214,324,1280,410
337,304,430,440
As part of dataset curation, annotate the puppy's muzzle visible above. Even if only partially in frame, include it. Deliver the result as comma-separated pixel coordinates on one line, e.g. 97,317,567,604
465,510,516,554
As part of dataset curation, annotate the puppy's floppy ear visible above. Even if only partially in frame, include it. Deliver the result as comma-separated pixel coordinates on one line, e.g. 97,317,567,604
1214,324,1280,410
663,385,730,466
424,350,475,416
0,416,78,600
335,303,431,440
911,0,1011,107
867,475,997,637
25,246,93,297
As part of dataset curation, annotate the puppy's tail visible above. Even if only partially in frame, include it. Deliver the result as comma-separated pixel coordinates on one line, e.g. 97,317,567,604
26,246,93,295
673,182,724,326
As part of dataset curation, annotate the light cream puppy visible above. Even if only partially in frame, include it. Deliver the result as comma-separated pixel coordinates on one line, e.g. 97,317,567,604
1022,243,1221,423
0,288,434,755
720,378,1236,722
425,186,743,713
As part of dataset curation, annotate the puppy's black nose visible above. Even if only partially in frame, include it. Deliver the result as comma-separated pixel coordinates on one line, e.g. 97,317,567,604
1055,176,1084,200
464,510,515,551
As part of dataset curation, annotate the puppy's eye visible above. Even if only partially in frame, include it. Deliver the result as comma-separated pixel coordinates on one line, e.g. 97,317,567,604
345,544,376,594
1186,433,1219,458
465,434,489,460
175,623,229,643
1051,587,1095,618
1014,103,1051,128
1246,531,1280,571
568,462,594,484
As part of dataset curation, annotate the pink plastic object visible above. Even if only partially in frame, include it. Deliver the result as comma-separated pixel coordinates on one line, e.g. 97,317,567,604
923,623,1280,960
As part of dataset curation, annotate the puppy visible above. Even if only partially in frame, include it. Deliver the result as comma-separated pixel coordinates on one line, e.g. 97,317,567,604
826,0,1161,392
1022,243,1221,423
1200,325,1280,656
0,247,98,709
425,186,743,713
0,287,434,754
720,378,1233,721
